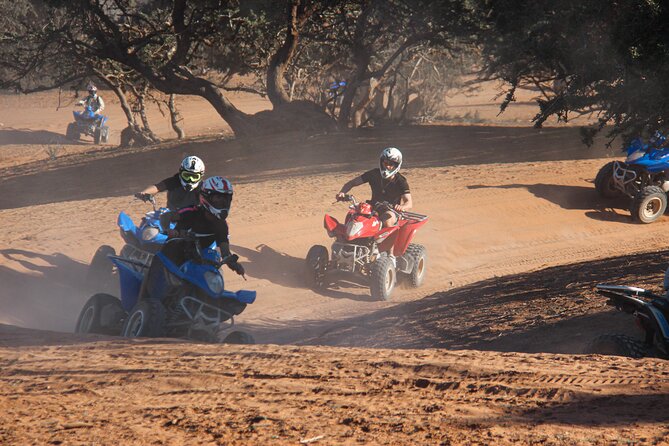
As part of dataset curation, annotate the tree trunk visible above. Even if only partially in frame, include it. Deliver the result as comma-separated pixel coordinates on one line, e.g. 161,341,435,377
136,91,160,143
168,94,185,139
267,1,302,107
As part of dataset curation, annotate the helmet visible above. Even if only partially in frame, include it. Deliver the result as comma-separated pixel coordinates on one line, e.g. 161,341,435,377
379,147,402,179
199,176,233,220
179,155,205,191
87,83,97,96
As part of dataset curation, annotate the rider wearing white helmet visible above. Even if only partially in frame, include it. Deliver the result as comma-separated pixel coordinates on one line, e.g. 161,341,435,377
135,155,205,210
336,147,412,227
77,83,105,115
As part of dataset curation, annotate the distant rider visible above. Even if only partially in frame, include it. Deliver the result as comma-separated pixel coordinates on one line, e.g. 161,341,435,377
135,155,205,211
138,176,246,300
77,83,105,119
336,147,412,227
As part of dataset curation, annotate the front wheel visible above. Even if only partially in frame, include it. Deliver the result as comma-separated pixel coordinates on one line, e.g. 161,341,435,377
584,334,647,358
630,186,667,224
121,299,166,338
75,293,125,335
594,161,623,198
370,256,396,301
94,127,102,144
65,123,79,140
305,245,329,289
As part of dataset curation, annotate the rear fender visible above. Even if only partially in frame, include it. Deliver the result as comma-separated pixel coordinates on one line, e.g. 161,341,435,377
393,218,428,256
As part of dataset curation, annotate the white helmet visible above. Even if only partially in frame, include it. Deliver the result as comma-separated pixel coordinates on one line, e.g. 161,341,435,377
200,176,233,220
379,147,402,179
179,155,205,191
87,83,97,96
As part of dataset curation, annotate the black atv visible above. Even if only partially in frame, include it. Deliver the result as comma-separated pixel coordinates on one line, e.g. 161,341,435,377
586,283,669,359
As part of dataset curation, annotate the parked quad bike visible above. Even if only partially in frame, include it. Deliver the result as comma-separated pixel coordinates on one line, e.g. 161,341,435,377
594,131,669,223
76,232,256,343
586,279,669,359
66,104,110,144
306,194,428,301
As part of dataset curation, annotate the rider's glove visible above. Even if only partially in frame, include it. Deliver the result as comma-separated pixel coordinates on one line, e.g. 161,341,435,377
166,229,188,239
134,192,152,202
229,261,245,276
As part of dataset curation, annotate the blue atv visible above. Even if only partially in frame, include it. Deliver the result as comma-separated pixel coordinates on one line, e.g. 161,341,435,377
66,105,110,144
595,131,669,223
75,233,256,343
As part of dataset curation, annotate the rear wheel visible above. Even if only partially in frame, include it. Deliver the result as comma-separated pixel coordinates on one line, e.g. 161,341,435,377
75,293,125,335
370,256,396,301
100,126,110,143
305,245,328,289
222,331,255,344
631,186,667,223
584,334,647,358
405,244,427,288
65,123,79,140
595,161,624,198
121,299,166,338
86,245,116,291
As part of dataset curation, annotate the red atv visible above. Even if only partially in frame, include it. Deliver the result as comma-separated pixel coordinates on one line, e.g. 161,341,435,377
306,194,428,300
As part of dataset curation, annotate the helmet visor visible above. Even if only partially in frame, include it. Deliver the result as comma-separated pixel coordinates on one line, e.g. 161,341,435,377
382,159,399,170
180,171,203,183
207,193,232,209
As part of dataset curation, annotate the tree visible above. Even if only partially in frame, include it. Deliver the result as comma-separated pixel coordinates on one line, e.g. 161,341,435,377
479,0,669,143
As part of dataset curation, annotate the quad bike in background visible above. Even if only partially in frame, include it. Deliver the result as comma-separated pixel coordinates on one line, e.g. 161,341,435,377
586,276,669,359
594,131,669,223
65,104,110,144
75,233,256,343
306,194,428,301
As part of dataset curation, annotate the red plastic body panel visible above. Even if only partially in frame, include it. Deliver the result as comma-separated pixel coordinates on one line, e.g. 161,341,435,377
392,217,429,256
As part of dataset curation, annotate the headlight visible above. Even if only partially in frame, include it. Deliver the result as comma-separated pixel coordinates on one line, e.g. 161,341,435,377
141,226,160,241
204,271,224,294
346,221,364,238
626,150,645,162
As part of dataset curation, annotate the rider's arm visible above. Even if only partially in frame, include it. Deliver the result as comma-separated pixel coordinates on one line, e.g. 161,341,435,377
338,175,365,196
97,96,105,112
139,185,160,195
395,193,412,212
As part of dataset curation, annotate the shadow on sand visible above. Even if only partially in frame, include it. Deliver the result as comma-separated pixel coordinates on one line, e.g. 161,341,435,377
0,128,81,145
232,243,377,302
247,249,668,351
468,183,633,223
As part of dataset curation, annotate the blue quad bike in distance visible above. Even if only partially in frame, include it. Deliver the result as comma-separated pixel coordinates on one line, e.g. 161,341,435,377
595,131,669,223
76,233,256,343
586,272,669,359
65,105,110,144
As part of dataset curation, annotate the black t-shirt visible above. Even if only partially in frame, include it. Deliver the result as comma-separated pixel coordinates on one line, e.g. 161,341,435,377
161,206,229,264
155,174,201,210
360,169,410,205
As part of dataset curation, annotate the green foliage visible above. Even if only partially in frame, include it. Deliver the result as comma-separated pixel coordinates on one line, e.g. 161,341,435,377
480,0,669,143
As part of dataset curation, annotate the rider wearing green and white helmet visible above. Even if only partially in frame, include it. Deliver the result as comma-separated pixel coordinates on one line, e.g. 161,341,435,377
336,147,412,227
135,155,205,210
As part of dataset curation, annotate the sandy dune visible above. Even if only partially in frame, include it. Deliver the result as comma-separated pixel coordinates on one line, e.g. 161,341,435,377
1,87,669,444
